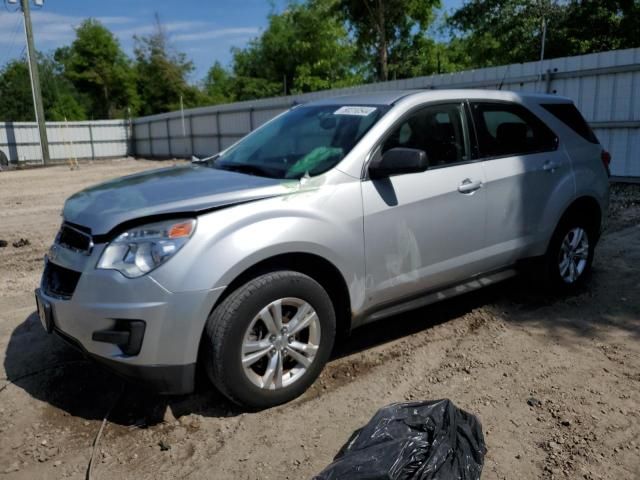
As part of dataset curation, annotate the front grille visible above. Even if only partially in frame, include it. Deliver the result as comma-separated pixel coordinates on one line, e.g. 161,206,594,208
57,223,93,254
43,261,81,299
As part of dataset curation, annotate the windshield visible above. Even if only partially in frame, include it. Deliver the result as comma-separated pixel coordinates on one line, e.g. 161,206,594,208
211,104,388,179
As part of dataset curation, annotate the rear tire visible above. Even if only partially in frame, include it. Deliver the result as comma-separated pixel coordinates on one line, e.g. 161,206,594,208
202,271,336,409
538,215,596,292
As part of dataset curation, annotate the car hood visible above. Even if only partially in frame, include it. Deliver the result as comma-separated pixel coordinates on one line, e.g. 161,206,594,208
62,164,298,236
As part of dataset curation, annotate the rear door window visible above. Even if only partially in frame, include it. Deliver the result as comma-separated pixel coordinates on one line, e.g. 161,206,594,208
470,102,558,158
541,103,599,144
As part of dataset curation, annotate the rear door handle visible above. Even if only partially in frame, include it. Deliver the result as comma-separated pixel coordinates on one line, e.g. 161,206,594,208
458,178,483,194
542,160,560,172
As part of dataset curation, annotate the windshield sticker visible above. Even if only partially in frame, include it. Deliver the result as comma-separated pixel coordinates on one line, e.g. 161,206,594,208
334,106,377,116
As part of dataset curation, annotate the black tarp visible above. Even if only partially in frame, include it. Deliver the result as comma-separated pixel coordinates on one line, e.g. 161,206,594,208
314,399,486,480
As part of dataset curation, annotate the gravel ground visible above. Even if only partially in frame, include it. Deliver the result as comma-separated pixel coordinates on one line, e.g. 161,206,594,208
0,159,638,479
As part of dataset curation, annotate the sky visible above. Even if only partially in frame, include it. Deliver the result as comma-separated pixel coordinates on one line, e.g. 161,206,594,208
0,0,463,83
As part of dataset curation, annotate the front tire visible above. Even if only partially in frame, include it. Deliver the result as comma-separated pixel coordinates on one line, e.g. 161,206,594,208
203,271,336,409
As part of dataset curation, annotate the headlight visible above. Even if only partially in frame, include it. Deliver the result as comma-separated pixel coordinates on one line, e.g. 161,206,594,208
97,219,196,278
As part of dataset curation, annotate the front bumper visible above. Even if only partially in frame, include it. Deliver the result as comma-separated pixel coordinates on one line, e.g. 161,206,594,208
37,247,224,394
50,318,196,394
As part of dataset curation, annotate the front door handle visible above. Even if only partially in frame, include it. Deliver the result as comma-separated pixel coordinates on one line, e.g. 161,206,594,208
458,178,483,194
542,160,560,172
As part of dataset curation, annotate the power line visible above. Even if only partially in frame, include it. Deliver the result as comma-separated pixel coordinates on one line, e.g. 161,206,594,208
0,15,23,66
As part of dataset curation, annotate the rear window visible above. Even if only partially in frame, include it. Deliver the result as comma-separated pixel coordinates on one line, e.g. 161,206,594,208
541,103,599,144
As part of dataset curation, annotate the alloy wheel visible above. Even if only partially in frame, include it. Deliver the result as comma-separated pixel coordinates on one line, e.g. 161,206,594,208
558,227,589,284
241,297,321,390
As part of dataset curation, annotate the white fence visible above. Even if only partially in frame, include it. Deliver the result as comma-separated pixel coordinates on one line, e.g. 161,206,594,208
0,120,130,165
131,47,640,179
1,48,638,177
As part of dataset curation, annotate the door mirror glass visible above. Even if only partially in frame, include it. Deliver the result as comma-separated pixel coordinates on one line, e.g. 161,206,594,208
369,147,428,179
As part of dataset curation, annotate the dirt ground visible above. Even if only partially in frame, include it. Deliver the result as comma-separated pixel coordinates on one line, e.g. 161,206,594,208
0,159,638,480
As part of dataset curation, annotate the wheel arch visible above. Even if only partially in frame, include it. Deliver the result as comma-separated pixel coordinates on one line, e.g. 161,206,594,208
555,195,602,240
531,195,601,290
209,252,352,340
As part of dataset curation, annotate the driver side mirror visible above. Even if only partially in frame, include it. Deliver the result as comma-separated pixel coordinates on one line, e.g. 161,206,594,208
368,147,428,179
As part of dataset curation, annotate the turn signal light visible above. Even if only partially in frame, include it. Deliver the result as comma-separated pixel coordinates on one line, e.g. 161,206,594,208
168,221,195,239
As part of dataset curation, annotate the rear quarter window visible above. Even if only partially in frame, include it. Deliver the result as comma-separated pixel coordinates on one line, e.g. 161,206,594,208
541,103,599,144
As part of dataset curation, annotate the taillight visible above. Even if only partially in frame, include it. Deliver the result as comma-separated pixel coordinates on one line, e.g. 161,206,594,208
601,150,611,175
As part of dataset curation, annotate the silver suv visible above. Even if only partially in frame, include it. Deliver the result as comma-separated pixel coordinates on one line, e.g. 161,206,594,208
36,90,609,408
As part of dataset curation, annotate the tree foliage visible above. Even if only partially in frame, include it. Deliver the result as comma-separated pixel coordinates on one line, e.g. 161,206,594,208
40,55,87,121
0,60,33,122
0,56,85,122
338,0,441,81
1,1,639,122
228,0,362,100
203,61,236,104
560,0,640,55
55,19,137,119
448,0,640,67
133,18,206,116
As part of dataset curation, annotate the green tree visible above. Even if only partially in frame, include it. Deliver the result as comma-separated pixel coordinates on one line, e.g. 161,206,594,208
134,18,205,115
55,19,138,119
560,0,640,55
448,0,563,66
0,60,33,121
448,0,640,67
203,61,235,104
338,0,441,81
0,56,86,122
40,55,87,121
383,34,476,79
230,0,362,100
231,46,283,100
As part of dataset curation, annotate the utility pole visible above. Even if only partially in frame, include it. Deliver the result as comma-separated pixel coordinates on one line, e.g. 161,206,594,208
540,17,547,65
20,0,50,165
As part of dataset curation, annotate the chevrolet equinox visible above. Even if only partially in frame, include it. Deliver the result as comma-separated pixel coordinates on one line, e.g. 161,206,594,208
36,90,609,408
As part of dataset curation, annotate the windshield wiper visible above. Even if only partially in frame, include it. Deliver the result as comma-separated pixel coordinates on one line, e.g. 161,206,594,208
215,163,276,178
191,153,220,164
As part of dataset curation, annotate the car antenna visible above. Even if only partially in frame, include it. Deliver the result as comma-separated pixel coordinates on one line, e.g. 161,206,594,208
497,64,510,91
